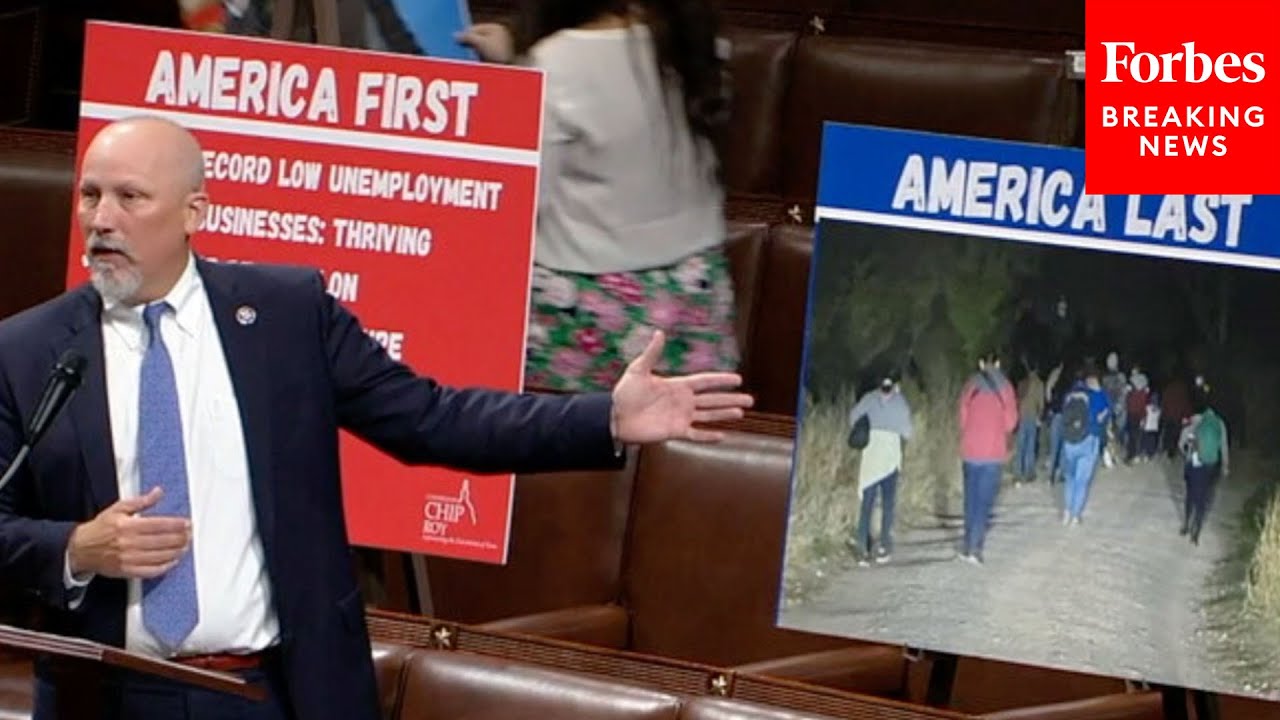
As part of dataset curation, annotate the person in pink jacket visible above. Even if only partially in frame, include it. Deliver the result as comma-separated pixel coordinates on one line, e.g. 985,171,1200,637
957,352,1018,564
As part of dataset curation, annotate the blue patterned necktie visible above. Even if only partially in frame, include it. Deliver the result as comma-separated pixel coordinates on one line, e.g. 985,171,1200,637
138,301,199,651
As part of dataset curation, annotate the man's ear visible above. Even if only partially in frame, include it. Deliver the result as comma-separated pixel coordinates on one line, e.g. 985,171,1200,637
183,191,209,236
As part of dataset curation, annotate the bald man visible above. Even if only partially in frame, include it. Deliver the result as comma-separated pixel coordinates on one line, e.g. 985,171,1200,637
0,116,752,720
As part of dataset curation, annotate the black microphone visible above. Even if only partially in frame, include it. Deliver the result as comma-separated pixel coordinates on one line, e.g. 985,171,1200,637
26,349,87,447
0,349,87,495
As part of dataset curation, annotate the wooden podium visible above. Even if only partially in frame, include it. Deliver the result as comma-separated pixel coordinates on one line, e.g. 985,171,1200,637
0,623,264,718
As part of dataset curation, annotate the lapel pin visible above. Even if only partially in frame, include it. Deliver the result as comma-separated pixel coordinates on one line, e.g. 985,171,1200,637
235,305,257,326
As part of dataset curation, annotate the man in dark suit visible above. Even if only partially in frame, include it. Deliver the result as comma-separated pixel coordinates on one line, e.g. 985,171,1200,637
0,117,753,720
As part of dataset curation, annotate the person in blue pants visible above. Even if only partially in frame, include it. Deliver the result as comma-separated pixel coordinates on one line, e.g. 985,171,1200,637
957,353,1018,564
1013,363,1044,485
1059,369,1110,525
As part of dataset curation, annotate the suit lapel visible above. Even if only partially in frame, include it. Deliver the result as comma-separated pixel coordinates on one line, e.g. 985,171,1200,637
197,259,277,546
64,287,117,512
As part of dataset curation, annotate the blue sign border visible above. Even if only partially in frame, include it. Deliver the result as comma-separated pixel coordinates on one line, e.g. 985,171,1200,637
815,123,1280,271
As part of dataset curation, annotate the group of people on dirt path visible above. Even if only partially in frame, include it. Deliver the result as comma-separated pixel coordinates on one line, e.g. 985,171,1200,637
1025,353,1231,545
843,349,1231,568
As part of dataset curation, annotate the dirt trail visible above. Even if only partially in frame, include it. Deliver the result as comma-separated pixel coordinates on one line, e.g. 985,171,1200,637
780,455,1275,696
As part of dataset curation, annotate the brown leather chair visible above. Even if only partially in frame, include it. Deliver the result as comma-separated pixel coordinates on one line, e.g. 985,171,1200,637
679,697,840,720
1219,695,1280,720
622,431,827,663
620,430,904,694
0,128,75,320
420,456,637,647
0,130,76,719
779,36,1076,201
474,428,903,695
0,653,32,720
394,649,683,720
943,658,1129,714
744,224,812,415
371,641,418,720
723,220,769,372
0,5,43,126
721,28,798,197
979,692,1163,720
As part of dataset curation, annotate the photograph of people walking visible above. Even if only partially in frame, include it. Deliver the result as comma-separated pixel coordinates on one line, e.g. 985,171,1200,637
845,374,913,566
779,220,1280,701
958,353,1017,563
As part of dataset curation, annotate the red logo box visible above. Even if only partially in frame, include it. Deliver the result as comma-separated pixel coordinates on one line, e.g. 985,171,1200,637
1085,0,1280,194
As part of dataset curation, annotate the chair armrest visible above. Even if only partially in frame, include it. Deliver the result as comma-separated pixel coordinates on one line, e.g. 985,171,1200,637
733,645,905,695
479,604,630,649
981,692,1164,720
370,641,417,720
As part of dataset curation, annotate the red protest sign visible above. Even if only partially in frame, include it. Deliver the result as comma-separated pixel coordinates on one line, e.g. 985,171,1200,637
65,21,543,564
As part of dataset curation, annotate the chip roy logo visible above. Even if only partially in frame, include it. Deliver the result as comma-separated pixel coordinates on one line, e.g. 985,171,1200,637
1099,41,1265,84
422,479,478,538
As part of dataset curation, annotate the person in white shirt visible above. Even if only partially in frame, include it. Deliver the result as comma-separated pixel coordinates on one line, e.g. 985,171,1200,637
459,0,738,391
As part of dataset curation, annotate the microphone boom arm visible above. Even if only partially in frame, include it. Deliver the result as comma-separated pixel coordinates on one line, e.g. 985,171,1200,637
0,349,87,498
0,445,30,497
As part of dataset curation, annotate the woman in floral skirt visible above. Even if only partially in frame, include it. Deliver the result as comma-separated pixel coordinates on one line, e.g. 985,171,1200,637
461,0,740,391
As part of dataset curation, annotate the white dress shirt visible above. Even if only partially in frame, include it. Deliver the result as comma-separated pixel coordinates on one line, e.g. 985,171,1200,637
72,255,280,657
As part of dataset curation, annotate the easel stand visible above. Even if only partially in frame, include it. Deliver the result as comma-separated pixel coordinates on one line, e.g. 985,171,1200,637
1160,685,1221,720
0,623,263,720
922,650,959,707
924,651,1222,720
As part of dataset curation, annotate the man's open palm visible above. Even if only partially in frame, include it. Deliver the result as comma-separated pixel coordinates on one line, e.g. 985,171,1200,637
611,330,754,444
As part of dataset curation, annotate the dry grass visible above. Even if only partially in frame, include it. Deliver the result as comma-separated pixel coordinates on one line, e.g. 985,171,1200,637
1241,366,1280,637
1246,485,1280,624
1206,450,1280,691
781,380,964,606
781,388,860,606
899,377,965,525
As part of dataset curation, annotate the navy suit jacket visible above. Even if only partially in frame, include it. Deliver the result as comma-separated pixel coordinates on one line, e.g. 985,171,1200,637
0,258,621,719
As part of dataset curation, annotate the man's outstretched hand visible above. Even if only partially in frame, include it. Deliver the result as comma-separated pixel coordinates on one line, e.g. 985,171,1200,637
610,330,754,445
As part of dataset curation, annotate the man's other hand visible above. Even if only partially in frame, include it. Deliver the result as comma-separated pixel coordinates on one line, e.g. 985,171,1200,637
67,487,191,579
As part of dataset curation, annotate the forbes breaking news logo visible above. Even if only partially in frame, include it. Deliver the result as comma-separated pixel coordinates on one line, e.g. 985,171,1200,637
1099,41,1264,158
1085,1,1280,194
